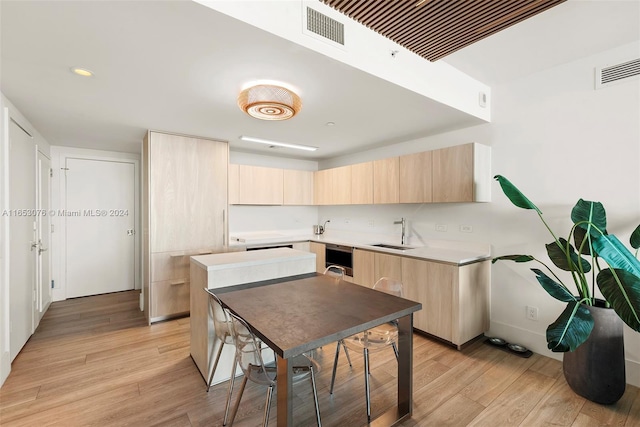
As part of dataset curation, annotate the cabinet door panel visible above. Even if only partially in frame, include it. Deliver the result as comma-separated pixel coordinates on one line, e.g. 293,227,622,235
228,164,239,205
150,133,228,252
284,169,314,205
351,162,373,204
353,249,375,287
402,258,454,341
432,144,473,202
400,151,432,203
331,166,352,204
238,165,283,205
374,252,402,283
314,169,331,205
373,157,399,204
309,242,326,273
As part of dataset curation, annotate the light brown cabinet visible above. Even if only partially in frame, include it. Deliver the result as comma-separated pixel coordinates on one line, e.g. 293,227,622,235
352,248,375,286
351,247,489,348
142,131,228,323
373,157,400,204
373,252,403,282
238,165,283,205
432,143,491,202
401,257,489,348
400,151,433,203
284,169,314,205
314,166,352,205
351,162,374,204
309,242,326,273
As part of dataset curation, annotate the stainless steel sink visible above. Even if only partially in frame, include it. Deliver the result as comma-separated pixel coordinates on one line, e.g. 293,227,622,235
370,243,414,251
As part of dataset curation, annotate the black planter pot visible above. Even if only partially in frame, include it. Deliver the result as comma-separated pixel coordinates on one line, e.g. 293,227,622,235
563,300,626,405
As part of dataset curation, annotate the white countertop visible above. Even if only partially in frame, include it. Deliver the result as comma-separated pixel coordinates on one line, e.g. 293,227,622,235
190,247,315,271
229,230,490,265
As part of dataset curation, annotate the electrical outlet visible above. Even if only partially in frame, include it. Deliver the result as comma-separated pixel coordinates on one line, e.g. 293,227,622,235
526,306,539,321
435,224,447,232
367,219,374,227
460,225,473,233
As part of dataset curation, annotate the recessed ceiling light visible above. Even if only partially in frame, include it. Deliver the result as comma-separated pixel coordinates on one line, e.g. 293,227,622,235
239,136,317,152
70,67,94,77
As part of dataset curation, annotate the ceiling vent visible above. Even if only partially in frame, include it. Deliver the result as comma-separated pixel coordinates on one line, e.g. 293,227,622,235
595,58,640,89
306,7,344,46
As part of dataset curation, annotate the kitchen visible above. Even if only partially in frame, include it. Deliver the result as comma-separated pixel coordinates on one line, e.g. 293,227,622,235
1,0,639,425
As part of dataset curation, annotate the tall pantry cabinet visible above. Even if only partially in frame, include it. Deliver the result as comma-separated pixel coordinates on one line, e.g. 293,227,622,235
142,131,228,323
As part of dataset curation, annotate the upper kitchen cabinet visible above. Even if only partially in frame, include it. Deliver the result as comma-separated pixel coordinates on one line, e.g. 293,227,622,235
238,165,283,205
400,151,433,203
143,131,228,323
314,165,351,205
283,169,314,205
351,162,374,204
432,143,491,203
228,164,239,205
373,157,400,204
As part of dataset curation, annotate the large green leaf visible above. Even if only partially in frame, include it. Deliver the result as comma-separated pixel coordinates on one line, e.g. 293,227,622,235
571,199,607,237
492,254,534,264
494,175,542,214
531,268,576,302
631,224,640,250
546,238,591,273
546,302,594,352
597,268,640,332
592,234,640,277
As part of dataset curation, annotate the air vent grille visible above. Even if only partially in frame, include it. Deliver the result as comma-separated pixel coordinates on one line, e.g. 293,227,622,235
307,7,344,45
596,58,640,89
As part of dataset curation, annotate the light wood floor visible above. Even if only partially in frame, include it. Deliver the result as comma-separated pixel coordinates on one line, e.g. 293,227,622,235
1,290,638,427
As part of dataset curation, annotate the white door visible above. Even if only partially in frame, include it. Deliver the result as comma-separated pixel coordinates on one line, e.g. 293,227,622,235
65,158,135,298
36,151,52,317
8,119,36,361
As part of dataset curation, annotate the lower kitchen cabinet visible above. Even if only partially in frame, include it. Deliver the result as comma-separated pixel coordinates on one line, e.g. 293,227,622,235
374,252,402,283
402,257,489,348
352,248,375,286
309,242,325,273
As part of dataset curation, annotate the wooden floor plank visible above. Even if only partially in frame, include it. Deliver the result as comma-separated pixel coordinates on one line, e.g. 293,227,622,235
1,290,639,427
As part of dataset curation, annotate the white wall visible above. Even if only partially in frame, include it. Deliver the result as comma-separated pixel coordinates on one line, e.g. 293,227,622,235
0,93,52,387
321,41,640,386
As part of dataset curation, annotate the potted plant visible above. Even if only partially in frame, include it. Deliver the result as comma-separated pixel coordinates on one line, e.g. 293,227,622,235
492,175,640,404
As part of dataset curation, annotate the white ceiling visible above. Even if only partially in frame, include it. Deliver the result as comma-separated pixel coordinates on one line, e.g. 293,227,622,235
1,0,638,160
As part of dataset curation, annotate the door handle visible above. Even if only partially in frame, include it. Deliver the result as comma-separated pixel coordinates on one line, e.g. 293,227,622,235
31,241,39,251
39,246,48,255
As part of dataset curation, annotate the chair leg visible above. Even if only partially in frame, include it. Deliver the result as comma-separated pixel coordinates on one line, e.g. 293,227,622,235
392,341,399,360
330,341,341,394
341,340,353,368
222,359,237,425
207,341,225,391
364,348,371,421
309,366,322,426
227,376,248,427
263,385,274,427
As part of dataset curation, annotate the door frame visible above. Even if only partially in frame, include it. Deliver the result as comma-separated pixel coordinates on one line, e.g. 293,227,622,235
50,147,140,302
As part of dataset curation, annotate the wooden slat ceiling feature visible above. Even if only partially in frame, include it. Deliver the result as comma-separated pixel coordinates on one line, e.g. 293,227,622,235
321,0,566,61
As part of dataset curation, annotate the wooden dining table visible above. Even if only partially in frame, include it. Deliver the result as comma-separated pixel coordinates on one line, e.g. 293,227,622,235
216,273,422,427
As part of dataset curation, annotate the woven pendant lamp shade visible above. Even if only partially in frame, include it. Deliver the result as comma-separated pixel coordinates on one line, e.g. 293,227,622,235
238,84,302,120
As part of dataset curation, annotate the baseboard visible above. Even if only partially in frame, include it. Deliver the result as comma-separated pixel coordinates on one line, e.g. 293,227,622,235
489,321,640,388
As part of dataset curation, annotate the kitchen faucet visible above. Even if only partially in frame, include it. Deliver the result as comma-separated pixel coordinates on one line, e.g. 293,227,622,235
394,217,406,245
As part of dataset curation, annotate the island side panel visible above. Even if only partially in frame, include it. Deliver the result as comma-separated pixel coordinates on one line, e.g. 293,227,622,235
190,262,210,380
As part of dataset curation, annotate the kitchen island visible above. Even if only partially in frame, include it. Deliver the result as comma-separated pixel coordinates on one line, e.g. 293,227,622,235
189,247,316,384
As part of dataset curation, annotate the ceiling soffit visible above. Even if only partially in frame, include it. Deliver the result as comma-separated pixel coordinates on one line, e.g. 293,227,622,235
321,0,566,62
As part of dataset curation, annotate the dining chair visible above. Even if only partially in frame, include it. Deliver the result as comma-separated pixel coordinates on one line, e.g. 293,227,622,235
329,277,404,421
321,265,352,366
226,311,322,427
323,264,346,278
203,288,237,425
